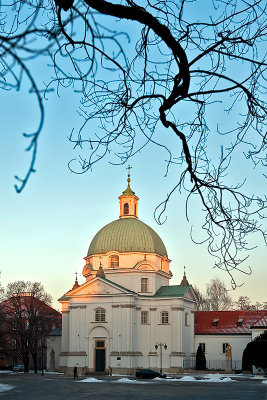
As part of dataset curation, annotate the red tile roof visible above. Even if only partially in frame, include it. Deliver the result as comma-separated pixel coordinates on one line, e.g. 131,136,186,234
250,315,267,329
195,310,267,335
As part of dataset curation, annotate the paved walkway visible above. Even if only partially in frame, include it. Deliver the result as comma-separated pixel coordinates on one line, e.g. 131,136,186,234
0,372,266,400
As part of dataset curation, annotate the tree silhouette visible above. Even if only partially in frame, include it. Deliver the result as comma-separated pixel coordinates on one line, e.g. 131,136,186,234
194,278,233,311
2,281,60,373
242,331,267,374
196,344,206,370
1,1,266,286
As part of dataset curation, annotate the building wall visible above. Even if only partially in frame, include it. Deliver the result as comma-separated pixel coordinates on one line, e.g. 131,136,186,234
58,293,195,375
195,334,251,370
87,252,170,274
102,270,169,296
46,336,61,371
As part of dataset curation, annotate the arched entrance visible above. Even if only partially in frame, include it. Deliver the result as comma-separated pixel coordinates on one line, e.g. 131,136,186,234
89,325,110,374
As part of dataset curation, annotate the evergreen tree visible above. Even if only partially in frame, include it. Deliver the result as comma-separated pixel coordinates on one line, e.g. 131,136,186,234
196,345,206,370
242,331,267,374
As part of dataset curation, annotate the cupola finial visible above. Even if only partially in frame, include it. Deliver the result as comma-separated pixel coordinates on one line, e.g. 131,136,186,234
72,272,79,290
127,165,132,186
120,165,136,197
180,266,189,286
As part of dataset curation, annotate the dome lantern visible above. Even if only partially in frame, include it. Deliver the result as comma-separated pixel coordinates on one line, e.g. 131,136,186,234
119,165,139,219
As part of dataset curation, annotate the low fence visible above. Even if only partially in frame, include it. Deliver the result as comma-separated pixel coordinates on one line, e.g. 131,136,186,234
183,358,242,371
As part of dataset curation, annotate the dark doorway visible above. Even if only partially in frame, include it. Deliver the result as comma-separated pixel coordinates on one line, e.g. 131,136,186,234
95,349,105,372
95,340,106,372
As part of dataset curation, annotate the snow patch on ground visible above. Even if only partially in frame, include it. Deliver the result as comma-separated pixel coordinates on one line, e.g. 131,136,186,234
77,374,257,385
166,374,236,383
113,378,151,384
165,378,181,382
262,380,267,384
200,374,236,382
0,371,11,374
179,376,196,382
199,376,235,383
0,384,14,392
79,377,103,383
251,375,265,380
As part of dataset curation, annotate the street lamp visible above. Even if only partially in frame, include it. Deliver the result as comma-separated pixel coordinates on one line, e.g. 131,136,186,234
155,342,167,374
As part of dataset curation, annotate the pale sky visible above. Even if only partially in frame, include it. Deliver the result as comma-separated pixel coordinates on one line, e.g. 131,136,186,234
0,3,266,310
1,93,265,309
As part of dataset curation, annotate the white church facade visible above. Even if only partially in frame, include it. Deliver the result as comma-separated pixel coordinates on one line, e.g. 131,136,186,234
47,177,267,375
51,177,197,375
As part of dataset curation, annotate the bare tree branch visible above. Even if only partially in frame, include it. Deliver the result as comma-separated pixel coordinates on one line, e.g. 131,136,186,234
0,0,266,287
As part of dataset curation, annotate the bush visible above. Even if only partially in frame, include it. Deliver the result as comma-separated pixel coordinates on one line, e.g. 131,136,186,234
242,331,267,374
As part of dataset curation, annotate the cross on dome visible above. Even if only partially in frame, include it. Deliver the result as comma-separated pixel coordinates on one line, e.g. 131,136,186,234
127,164,132,180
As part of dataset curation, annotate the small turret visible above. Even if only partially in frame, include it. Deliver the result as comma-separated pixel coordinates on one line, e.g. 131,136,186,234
119,165,139,219
96,266,106,279
72,272,79,290
180,266,189,286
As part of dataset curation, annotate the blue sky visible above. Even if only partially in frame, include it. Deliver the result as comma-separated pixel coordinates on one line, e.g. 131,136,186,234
0,2,266,309
1,87,265,309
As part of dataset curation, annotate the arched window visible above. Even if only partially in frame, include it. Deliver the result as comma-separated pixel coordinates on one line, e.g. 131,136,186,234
161,311,169,324
95,308,106,322
134,204,137,216
124,203,129,215
110,255,119,268
185,312,189,326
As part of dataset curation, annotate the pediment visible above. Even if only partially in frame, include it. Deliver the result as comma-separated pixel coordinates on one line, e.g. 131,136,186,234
67,278,131,297
135,262,157,271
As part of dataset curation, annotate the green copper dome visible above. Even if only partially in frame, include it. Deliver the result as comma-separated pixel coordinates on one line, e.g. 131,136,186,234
87,218,168,257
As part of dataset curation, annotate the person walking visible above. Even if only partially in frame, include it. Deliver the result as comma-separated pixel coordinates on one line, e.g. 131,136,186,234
73,366,78,379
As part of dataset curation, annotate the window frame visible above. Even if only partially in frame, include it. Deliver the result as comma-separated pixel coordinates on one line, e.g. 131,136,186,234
199,343,206,353
95,308,106,322
141,310,149,324
110,254,119,268
140,277,148,293
222,343,229,354
161,311,169,324
95,340,105,348
124,203,129,215
212,318,219,327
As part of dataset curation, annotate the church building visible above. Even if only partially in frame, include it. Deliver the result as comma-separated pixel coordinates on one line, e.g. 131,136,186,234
53,176,197,375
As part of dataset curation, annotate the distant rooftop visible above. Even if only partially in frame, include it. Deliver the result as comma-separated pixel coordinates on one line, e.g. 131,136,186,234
195,310,267,335
47,326,62,336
